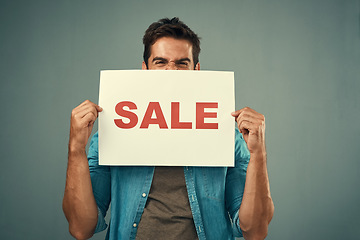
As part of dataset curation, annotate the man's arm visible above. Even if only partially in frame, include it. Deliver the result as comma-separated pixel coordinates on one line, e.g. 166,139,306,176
231,107,274,240
62,100,103,240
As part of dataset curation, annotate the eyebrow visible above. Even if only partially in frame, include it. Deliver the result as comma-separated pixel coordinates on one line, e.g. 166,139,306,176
175,58,191,63
152,57,191,63
152,57,168,63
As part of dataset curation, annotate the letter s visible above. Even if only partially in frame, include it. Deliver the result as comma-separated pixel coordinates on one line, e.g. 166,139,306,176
114,101,138,129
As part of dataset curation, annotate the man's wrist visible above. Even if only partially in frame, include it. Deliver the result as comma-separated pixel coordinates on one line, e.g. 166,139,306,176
68,143,86,155
249,148,267,162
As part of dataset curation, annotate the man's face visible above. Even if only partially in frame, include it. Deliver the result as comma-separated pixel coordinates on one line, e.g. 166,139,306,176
142,37,200,70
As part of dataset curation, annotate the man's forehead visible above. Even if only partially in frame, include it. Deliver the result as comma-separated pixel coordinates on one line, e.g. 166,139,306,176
150,37,193,59
151,37,192,51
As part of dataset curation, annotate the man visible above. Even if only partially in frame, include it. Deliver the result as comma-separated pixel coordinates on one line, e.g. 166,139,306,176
63,17,274,240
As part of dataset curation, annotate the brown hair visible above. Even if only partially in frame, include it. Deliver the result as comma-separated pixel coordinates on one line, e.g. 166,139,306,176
142,17,201,69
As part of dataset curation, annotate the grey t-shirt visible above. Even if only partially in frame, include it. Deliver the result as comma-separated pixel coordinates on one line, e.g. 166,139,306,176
136,166,198,240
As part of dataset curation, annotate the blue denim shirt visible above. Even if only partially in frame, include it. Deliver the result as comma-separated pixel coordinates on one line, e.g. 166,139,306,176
88,128,250,240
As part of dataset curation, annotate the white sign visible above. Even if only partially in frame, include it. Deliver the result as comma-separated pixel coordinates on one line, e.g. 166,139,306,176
98,70,235,166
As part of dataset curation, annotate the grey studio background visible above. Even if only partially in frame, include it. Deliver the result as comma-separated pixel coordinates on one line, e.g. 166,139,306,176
0,0,359,239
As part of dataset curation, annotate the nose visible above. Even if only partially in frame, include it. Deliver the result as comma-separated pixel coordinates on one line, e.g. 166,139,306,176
165,62,178,70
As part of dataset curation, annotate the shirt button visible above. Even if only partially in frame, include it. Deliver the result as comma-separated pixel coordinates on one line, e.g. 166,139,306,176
142,193,146,197
133,223,137,228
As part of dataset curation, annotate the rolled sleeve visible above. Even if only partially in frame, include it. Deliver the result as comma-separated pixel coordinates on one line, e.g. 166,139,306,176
87,132,111,233
225,128,250,237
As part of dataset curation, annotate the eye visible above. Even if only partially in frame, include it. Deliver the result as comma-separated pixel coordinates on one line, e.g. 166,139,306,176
178,62,188,66
155,60,165,65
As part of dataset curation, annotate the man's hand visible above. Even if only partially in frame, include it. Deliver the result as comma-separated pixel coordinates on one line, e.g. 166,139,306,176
69,100,102,151
231,107,266,154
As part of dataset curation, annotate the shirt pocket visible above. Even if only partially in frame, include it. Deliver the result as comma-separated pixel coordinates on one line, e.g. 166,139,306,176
199,167,226,201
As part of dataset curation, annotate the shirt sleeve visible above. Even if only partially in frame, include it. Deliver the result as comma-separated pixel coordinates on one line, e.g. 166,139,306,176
87,132,111,233
225,127,250,237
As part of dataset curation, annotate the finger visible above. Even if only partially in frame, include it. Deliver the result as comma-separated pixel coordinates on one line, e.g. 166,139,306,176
237,115,263,131
237,111,264,123
79,112,98,127
75,105,103,117
234,106,264,123
75,99,93,110
96,105,103,112
74,106,98,120
231,109,242,117
238,119,253,134
79,99,91,106
73,100,102,114
231,107,257,117
233,106,261,115
236,112,256,126
79,103,102,114
74,101,102,116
